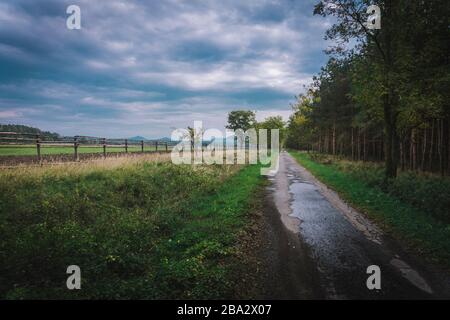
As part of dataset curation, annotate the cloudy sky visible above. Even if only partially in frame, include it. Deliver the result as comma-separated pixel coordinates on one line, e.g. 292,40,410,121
0,0,332,138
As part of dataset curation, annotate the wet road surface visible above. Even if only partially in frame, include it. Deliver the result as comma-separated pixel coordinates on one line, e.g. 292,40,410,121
266,151,450,299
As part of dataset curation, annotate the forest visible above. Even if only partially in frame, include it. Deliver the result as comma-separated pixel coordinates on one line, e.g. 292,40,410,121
285,0,450,178
0,124,60,140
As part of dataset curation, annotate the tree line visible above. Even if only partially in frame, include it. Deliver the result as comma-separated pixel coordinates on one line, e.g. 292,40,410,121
0,124,60,140
285,0,449,179
226,110,286,148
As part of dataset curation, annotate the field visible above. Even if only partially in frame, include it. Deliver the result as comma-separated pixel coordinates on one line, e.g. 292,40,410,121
0,154,265,299
289,151,450,266
0,145,164,156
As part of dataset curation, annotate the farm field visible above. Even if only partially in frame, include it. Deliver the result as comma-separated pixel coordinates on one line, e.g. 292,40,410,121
0,154,265,299
0,145,166,156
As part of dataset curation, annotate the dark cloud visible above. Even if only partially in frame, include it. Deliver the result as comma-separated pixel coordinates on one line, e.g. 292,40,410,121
0,0,331,137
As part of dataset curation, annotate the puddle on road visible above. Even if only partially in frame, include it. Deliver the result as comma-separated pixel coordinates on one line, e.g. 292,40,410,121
286,177,434,299
268,153,436,299
288,180,367,269
287,178,377,298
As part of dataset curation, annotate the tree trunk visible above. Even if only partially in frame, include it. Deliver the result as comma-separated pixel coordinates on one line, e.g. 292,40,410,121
332,122,336,156
429,120,435,171
318,131,322,153
351,127,355,161
363,130,367,161
382,0,399,180
411,129,417,171
400,139,405,171
421,128,427,171
384,105,398,179
439,119,445,176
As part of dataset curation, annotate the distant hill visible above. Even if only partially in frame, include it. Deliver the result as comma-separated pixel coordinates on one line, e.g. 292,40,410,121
128,136,174,142
1,125,177,142
0,124,60,140
128,136,148,141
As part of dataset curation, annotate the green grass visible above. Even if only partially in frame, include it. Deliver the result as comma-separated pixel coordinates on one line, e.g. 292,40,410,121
289,151,450,267
0,160,263,299
328,159,450,224
0,145,165,156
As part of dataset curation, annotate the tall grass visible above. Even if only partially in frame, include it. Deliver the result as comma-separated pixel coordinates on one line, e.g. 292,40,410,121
0,157,263,299
309,153,450,223
0,145,160,156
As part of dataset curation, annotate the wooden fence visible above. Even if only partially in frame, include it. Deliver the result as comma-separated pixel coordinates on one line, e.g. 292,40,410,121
0,132,175,162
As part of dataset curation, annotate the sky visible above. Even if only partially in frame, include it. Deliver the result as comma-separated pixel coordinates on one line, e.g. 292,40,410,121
0,0,332,139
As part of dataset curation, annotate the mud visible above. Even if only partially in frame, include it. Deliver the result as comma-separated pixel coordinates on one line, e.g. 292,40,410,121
257,187,324,299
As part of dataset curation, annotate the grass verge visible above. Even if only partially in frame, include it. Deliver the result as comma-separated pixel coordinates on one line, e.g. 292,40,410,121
0,159,264,299
289,150,450,267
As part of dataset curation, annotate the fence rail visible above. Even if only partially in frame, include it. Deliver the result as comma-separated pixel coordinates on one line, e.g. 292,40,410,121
0,132,176,162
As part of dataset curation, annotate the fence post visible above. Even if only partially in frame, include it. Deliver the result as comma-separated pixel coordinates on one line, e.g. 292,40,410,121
156,141,158,152
74,136,79,161
165,142,168,152
36,134,41,162
141,140,144,153
125,139,128,153
102,138,106,158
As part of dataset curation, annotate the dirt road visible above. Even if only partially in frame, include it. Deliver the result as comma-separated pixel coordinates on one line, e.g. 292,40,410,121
263,151,450,299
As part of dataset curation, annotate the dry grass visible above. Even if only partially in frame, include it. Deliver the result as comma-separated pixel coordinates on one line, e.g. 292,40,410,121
0,152,172,179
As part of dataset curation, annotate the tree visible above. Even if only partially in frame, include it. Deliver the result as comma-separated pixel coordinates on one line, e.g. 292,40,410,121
226,110,257,148
226,110,257,132
286,90,317,151
183,126,204,151
285,1,449,176
0,124,60,140
258,116,286,148
314,0,405,179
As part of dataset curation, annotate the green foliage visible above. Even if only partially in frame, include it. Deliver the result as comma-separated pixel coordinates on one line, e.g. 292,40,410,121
226,110,257,132
0,162,263,299
309,154,450,223
257,115,286,147
341,165,450,224
257,116,285,131
286,92,316,150
0,124,60,140
290,151,450,266
288,1,450,178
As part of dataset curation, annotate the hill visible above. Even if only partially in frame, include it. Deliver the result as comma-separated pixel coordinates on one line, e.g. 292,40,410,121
0,124,60,140
128,136,148,141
